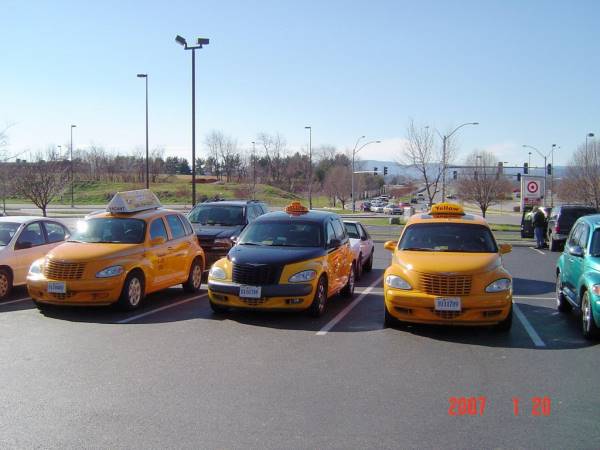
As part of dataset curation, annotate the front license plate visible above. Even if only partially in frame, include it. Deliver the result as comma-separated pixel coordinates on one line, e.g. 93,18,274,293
239,285,261,299
435,297,461,311
48,281,66,294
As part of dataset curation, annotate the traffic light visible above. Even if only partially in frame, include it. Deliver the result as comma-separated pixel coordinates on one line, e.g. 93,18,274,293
453,170,457,180
373,167,378,175
523,162,529,174
517,173,521,182
383,166,388,176
547,164,552,175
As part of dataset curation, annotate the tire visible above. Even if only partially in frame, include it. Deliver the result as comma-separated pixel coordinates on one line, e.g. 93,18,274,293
0,268,12,300
209,299,229,314
116,272,145,311
308,276,327,317
495,304,513,332
340,263,355,298
556,273,572,313
182,258,203,293
581,291,600,340
33,300,54,312
384,302,396,328
355,255,363,280
364,250,374,272
549,236,559,252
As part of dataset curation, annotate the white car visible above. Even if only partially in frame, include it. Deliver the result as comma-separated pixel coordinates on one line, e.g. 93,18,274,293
0,217,70,299
343,220,374,279
372,204,385,213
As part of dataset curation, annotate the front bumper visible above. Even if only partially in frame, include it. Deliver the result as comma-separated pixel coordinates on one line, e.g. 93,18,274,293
27,274,125,306
384,288,511,326
208,280,314,310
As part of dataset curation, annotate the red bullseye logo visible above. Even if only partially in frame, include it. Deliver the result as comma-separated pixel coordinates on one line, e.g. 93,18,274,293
527,181,538,194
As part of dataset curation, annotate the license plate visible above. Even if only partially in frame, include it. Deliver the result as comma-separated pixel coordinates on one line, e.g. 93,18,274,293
239,285,261,299
435,297,461,311
48,281,66,294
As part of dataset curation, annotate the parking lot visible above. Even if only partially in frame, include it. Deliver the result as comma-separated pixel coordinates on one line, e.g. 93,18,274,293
1,244,598,449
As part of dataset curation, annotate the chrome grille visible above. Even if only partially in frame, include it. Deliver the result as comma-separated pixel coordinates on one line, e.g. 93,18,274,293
232,263,279,285
44,260,85,280
419,273,472,296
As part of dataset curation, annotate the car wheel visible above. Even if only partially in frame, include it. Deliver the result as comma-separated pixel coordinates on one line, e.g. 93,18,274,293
581,291,600,340
356,255,363,280
209,299,229,314
364,249,374,272
117,272,145,311
549,236,559,252
495,304,513,332
308,276,327,317
556,273,572,313
182,258,203,293
340,264,355,298
0,268,12,300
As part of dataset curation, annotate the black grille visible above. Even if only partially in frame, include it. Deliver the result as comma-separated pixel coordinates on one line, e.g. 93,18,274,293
232,263,279,285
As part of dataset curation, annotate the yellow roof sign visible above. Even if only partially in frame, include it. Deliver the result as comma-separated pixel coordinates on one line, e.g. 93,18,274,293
429,202,465,216
285,201,309,215
107,189,162,214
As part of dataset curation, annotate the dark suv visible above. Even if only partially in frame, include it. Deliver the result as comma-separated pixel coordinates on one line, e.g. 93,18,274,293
520,206,552,239
547,204,598,251
187,200,268,267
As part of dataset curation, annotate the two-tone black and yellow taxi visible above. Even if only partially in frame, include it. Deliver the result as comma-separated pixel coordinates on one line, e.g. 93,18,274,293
207,202,355,316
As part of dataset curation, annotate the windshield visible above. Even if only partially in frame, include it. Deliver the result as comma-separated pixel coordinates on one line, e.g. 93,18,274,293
399,223,498,253
69,218,146,244
0,222,20,246
344,223,360,239
188,205,244,226
238,221,322,247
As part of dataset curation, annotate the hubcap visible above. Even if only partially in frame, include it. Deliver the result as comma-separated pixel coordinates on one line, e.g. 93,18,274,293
0,273,7,297
128,278,142,306
556,276,561,305
192,265,202,288
349,267,355,293
583,296,591,333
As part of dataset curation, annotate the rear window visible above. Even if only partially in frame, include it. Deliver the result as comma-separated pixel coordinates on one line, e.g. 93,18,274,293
399,223,498,253
559,208,597,227
344,223,360,239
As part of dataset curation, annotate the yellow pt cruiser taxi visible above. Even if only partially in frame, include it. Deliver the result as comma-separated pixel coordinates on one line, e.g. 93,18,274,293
27,190,205,310
383,203,513,330
208,202,355,316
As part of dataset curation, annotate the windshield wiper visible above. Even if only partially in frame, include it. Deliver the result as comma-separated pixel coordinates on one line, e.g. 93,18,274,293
239,242,263,246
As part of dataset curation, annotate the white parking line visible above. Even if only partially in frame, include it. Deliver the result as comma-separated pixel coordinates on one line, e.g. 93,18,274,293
513,302,546,347
117,293,208,324
0,297,31,306
316,276,383,336
531,247,545,255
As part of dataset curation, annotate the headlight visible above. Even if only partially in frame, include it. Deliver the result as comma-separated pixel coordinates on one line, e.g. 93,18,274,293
214,238,233,248
485,278,511,293
96,265,124,278
29,260,44,275
289,270,317,283
591,284,600,296
385,275,412,290
209,266,227,280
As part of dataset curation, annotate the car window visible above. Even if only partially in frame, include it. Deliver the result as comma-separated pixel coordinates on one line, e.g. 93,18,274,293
326,222,336,246
0,222,21,246
16,222,46,247
559,208,597,228
567,224,582,248
247,206,258,222
578,224,590,249
238,221,322,247
358,223,369,240
188,204,245,226
166,215,186,239
399,223,497,253
344,222,360,239
180,215,194,235
71,218,146,244
332,219,346,241
149,218,168,241
44,221,68,243
590,229,600,256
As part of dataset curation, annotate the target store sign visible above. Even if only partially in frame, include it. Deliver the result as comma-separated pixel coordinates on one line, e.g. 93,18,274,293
521,176,545,204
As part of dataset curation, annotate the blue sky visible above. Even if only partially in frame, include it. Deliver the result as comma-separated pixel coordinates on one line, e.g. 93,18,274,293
1,0,599,166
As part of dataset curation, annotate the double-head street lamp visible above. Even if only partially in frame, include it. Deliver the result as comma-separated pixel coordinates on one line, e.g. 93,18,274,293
137,73,149,189
305,126,312,209
351,137,381,212
175,34,210,206
70,124,76,208
440,122,479,199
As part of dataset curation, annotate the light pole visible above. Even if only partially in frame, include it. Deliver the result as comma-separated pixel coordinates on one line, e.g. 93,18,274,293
137,73,149,189
251,141,257,200
528,152,531,168
305,126,312,209
70,124,76,208
352,138,380,212
440,122,479,199
550,144,556,207
522,144,548,206
586,132,595,157
175,35,209,206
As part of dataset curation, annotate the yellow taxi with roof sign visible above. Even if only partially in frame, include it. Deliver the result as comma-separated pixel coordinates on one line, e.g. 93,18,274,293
207,201,355,316
383,203,513,330
27,190,205,310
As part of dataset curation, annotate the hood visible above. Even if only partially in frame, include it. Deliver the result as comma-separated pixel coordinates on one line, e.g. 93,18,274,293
46,242,143,263
229,245,326,266
394,251,500,275
192,224,243,239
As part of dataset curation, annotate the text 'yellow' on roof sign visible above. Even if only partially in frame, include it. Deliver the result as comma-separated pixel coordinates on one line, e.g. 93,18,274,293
107,189,162,214
429,202,465,216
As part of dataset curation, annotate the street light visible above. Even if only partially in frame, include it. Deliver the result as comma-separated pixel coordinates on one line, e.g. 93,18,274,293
137,73,149,189
175,35,210,206
351,137,380,212
305,126,312,209
550,143,556,207
70,124,76,208
528,152,531,167
586,132,595,156
440,122,479,199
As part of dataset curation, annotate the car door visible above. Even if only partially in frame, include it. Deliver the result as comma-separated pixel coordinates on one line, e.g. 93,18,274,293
563,223,582,294
358,223,373,265
43,220,69,248
332,218,351,288
146,217,174,290
571,223,590,306
165,214,193,282
13,221,48,285
325,221,342,295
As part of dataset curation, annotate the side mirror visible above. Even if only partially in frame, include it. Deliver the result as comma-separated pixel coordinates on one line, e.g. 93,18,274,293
499,243,512,255
329,238,341,249
360,235,367,241
568,245,584,258
15,241,32,250
384,240,397,251
150,236,166,246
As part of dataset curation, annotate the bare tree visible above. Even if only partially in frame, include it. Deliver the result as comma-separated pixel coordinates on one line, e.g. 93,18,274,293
12,150,69,217
557,138,600,208
323,165,352,209
456,150,512,217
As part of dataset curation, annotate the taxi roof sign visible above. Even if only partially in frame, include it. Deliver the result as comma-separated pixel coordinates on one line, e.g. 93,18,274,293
429,202,465,217
107,189,162,214
285,201,309,215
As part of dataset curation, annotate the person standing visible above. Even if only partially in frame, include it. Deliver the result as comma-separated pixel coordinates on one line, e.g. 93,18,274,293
532,206,546,249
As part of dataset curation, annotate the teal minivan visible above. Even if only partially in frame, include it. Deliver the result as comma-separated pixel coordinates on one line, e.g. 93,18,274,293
556,214,600,340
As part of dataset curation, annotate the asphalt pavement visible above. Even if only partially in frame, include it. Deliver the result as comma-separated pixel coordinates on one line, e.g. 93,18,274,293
0,246,598,449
